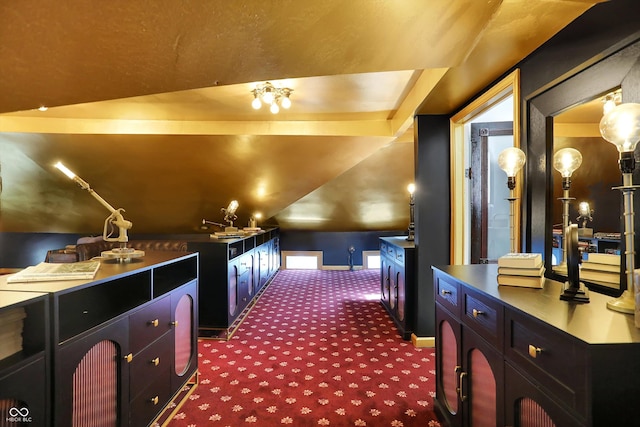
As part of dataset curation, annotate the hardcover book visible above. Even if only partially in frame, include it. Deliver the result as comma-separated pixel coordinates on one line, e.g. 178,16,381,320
497,274,544,288
497,265,545,277
497,253,543,269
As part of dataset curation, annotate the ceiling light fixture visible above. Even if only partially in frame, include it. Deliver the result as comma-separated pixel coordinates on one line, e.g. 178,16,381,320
251,82,293,114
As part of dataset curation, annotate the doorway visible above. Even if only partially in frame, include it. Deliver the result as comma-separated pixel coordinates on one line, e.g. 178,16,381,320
470,121,514,263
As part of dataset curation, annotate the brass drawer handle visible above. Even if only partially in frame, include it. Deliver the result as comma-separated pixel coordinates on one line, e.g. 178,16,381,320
171,320,179,327
440,289,452,296
124,353,133,363
458,371,468,402
149,319,159,327
528,344,542,358
151,357,160,366
151,395,159,405
472,308,484,318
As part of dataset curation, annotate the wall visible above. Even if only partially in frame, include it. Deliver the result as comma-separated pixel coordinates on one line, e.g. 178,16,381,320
413,115,451,337
279,230,404,267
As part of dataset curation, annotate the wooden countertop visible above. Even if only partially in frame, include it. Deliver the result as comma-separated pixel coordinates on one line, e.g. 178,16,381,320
433,264,640,345
0,251,196,295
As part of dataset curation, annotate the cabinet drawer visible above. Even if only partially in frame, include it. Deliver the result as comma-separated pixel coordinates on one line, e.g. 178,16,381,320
130,332,173,400
434,274,459,316
462,287,502,349
129,296,172,354
385,245,396,260
394,249,405,266
129,370,172,427
505,308,587,417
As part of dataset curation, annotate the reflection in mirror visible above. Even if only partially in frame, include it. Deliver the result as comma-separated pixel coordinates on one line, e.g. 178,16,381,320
552,88,622,292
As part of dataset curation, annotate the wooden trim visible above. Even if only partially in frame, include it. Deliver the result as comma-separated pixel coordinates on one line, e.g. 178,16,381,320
411,333,435,348
449,69,521,264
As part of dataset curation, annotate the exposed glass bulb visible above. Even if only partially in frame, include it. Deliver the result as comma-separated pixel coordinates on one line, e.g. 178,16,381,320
553,147,582,178
407,183,415,194
263,89,274,105
270,103,279,114
497,147,526,177
578,201,591,216
281,96,291,109
251,96,262,110
600,103,640,153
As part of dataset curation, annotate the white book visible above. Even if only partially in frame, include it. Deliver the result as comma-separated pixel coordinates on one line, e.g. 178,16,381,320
498,265,545,277
586,253,620,266
7,261,100,283
498,253,543,269
497,274,544,289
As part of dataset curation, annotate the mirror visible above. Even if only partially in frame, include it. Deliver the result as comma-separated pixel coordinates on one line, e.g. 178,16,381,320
551,90,623,293
526,37,640,298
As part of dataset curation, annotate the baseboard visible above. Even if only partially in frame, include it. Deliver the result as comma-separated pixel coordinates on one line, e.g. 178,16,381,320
322,265,363,271
411,334,435,348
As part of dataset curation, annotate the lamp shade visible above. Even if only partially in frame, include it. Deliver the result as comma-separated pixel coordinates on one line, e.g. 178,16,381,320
497,147,526,177
599,103,640,153
553,147,582,178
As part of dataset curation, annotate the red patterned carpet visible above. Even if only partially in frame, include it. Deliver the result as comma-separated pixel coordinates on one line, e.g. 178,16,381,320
167,269,440,426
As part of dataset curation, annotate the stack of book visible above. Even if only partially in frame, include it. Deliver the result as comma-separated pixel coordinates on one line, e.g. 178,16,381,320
0,307,26,361
580,253,620,289
497,253,545,288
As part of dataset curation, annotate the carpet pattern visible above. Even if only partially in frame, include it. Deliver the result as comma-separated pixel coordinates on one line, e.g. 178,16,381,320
168,269,441,426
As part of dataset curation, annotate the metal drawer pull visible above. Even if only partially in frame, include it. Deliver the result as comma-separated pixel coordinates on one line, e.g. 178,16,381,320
151,357,160,366
171,320,179,327
149,319,159,327
458,371,467,401
472,308,484,318
151,396,159,405
124,353,133,363
528,344,542,358
440,289,452,296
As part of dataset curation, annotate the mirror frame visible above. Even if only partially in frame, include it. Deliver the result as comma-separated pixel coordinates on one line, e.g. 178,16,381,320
527,38,640,294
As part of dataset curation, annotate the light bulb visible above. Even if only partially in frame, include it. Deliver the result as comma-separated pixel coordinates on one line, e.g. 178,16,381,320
407,183,415,194
227,200,239,215
497,147,526,177
270,103,279,114
54,162,76,179
251,96,262,110
263,88,274,105
281,96,291,109
578,201,590,216
599,103,640,153
553,147,582,178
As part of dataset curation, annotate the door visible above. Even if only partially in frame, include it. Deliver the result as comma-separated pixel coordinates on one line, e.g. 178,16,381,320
470,121,514,264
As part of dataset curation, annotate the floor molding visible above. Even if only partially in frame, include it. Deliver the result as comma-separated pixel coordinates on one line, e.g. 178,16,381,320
411,334,435,348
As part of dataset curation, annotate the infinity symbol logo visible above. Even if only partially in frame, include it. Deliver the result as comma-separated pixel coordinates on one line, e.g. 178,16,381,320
9,407,29,417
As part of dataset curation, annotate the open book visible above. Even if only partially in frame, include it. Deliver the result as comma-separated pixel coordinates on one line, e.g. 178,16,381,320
7,261,100,283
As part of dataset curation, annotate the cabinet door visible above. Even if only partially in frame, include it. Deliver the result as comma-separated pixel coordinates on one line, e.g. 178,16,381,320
380,257,392,309
395,265,406,321
228,260,240,319
170,280,198,392
55,317,129,427
435,304,463,427
462,328,504,427
505,363,582,427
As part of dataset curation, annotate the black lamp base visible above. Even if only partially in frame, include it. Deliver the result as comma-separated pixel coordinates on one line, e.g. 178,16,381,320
560,283,590,303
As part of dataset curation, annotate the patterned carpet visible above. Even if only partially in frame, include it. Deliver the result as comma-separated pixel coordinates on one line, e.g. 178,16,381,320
167,269,440,426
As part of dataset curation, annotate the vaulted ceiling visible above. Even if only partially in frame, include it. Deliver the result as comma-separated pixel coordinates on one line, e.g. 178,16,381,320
0,0,601,234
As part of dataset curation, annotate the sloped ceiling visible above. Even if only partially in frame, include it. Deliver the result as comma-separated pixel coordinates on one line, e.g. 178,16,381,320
0,0,600,234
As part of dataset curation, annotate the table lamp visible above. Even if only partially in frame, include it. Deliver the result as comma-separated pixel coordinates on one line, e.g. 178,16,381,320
599,103,640,322
497,147,526,253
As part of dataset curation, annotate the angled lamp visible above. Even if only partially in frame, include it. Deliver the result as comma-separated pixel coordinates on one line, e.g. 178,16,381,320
599,102,640,320
498,147,526,253
55,162,132,250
